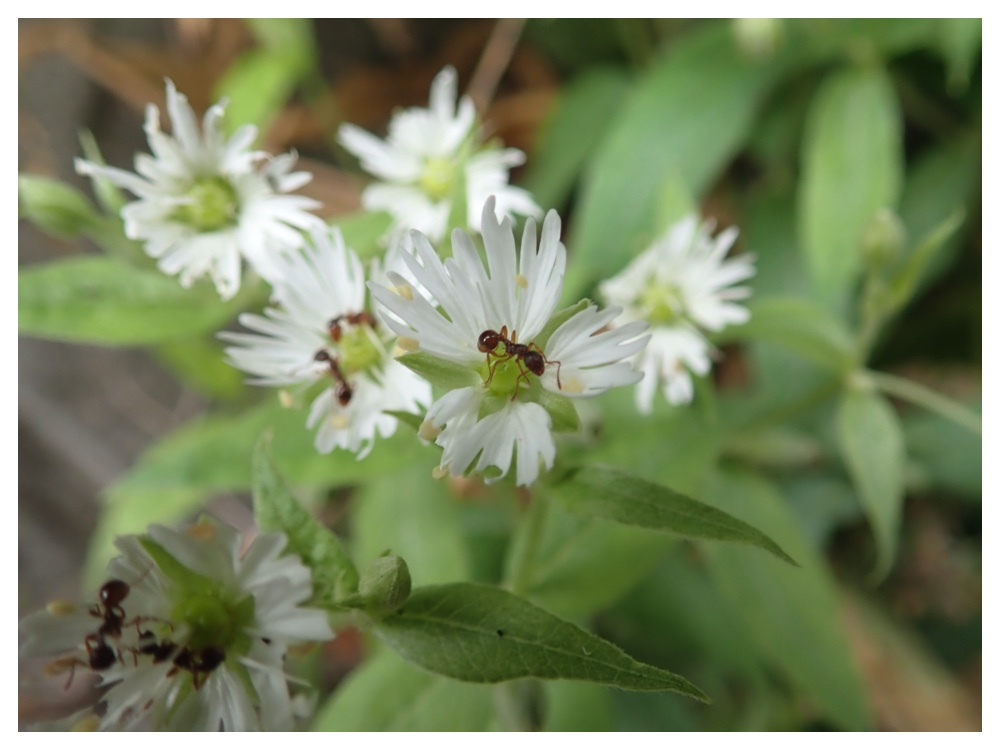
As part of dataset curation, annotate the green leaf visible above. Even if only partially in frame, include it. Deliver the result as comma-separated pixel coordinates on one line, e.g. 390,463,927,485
373,582,708,700
333,210,392,261
312,648,494,731
19,174,101,238
505,495,670,619
702,468,872,730
84,486,206,588
717,296,855,373
18,256,239,344
568,23,782,297
937,18,981,94
652,173,696,235
544,681,614,731
252,433,358,607
154,337,247,400
889,209,965,313
214,20,315,135
798,65,903,310
836,383,905,579
353,465,470,587
111,398,430,498
522,66,631,210
552,464,797,565
78,130,127,214
904,393,981,500
396,351,480,390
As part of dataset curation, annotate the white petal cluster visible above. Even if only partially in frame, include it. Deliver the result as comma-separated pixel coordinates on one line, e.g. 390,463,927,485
75,79,323,299
20,523,333,731
372,197,649,487
338,66,540,244
599,215,755,411
221,225,431,458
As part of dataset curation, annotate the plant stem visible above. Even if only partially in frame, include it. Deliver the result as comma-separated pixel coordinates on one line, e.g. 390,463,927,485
868,370,982,435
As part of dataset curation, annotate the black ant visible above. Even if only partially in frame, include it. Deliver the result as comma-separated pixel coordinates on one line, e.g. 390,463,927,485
328,311,377,342
169,645,226,690
314,350,353,406
477,325,562,399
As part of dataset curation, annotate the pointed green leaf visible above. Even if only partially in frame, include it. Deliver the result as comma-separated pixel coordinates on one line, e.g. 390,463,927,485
373,582,708,700
252,433,358,606
836,384,905,579
353,465,470,587
715,296,855,373
568,24,782,297
703,468,872,730
552,464,797,565
522,66,631,210
798,65,903,309
889,209,965,313
396,351,480,390
18,256,239,344
19,174,101,238
312,649,494,731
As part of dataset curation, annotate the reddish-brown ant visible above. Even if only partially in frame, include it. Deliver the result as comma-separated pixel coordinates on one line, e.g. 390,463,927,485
169,645,226,690
328,311,377,342
313,350,354,406
477,325,562,399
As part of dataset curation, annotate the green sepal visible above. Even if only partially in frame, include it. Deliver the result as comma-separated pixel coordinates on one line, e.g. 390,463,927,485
396,352,480,390
138,536,215,592
533,299,591,350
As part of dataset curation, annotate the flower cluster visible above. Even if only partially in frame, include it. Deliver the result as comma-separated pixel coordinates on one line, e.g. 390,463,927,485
19,521,332,731
371,197,649,486
599,216,755,411
76,79,323,300
338,66,541,243
221,225,431,457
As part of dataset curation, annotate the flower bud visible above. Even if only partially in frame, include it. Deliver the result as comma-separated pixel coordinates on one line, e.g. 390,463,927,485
357,555,412,613
861,208,906,273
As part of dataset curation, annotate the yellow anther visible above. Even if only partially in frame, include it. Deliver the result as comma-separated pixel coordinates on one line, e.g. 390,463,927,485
188,521,217,542
46,600,77,616
418,420,442,441
395,336,420,353
514,274,528,289
278,390,295,408
72,714,101,732
391,283,414,300
431,465,450,480
561,377,585,394
330,414,350,429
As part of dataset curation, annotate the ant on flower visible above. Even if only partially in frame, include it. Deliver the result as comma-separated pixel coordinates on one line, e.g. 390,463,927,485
327,311,377,342
314,350,354,406
477,325,562,400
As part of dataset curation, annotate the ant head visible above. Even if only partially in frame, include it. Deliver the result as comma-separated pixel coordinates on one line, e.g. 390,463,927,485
478,330,500,353
523,351,545,376
327,317,344,342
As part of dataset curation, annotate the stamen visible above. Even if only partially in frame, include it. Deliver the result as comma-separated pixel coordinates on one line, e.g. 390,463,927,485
514,274,528,289
418,420,442,441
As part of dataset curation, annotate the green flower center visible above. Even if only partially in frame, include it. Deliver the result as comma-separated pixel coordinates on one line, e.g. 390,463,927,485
171,590,255,654
338,326,382,375
418,157,457,201
640,281,685,325
175,176,239,232
480,355,526,399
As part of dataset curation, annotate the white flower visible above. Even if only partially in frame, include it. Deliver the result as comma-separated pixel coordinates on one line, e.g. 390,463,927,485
221,225,431,458
75,79,323,299
371,196,649,487
338,66,541,243
599,215,755,412
19,522,333,731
